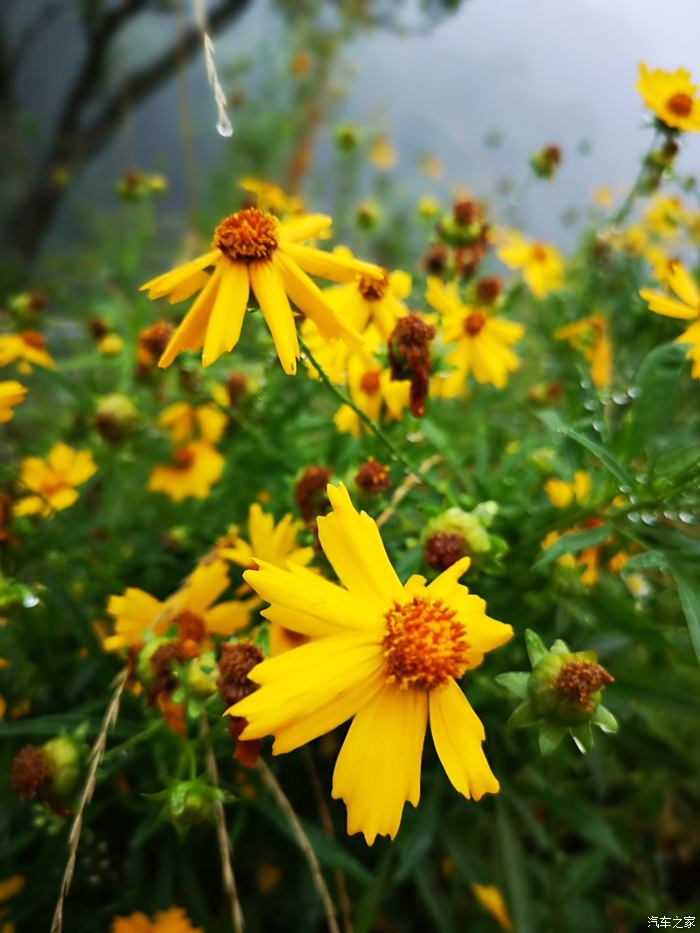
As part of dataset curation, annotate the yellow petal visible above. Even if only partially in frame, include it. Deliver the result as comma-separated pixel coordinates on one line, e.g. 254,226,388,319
332,684,427,845
202,262,250,367
668,264,700,308
639,289,698,320
159,264,224,367
429,679,499,800
282,241,383,283
141,250,220,298
249,260,299,375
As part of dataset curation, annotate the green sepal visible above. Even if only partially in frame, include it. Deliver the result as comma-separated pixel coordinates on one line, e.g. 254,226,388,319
507,700,540,729
525,629,548,667
570,723,594,754
495,672,530,699
538,726,567,755
591,705,619,734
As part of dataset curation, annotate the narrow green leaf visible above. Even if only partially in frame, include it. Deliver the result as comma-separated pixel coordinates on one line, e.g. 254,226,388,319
535,523,612,569
669,562,700,662
495,795,533,933
525,629,548,666
556,424,633,486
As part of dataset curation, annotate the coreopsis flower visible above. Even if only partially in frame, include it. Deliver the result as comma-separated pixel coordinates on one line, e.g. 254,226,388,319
239,177,304,215
388,314,436,417
111,907,203,933
636,64,700,133
644,194,686,238
227,483,513,845
0,381,27,424
369,136,397,170
148,441,224,502
541,517,611,586
141,208,381,374
496,230,564,297
98,333,124,357
544,471,592,509
104,559,250,653
555,314,612,388
426,277,523,392
158,401,227,445
318,255,411,340
334,354,411,438
15,443,96,517
640,262,700,376
0,332,54,372
221,503,314,573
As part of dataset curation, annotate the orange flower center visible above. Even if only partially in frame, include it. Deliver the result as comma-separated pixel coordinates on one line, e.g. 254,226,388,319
173,609,207,643
358,272,388,301
667,92,693,118
213,208,278,262
41,469,68,498
173,448,195,470
382,596,470,690
360,370,381,395
531,244,548,263
463,310,487,337
22,331,47,349
554,661,613,711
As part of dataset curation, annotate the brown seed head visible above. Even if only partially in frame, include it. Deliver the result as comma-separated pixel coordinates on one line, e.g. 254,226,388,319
358,271,388,301
667,93,693,118
355,457,392,494
213,208,279,262
555,660,614,711
424,531,467,571
475,276,502,305
295,465,333,524
11,745,50,800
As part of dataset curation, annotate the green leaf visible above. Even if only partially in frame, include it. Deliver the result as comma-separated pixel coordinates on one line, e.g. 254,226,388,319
619,549,668,572
555,424,634,487
669,562,700,662
494,671,530,699
535,523,613,569
508,701,540,729
495,795,533,933
525,629,548,666
622,342,687,456
413,865,455,933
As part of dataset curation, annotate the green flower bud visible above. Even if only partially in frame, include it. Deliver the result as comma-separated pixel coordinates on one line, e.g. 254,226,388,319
168,783,214,827
334,124,360,152
94,393,139,443
186,657,218,698
137,637,174,688
41,735,85,802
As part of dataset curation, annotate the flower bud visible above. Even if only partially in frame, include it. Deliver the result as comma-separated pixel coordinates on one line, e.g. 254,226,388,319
168,782,214,827
422,506,494,570
94,393,139,443
42,735,85,802
529,144,562,179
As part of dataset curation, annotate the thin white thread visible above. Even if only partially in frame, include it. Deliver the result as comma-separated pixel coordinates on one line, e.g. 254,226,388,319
193,0,233,136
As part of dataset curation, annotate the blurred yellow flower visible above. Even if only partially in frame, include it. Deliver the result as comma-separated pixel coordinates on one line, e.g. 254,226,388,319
334,354,411,438
148,441,224,502
369,136,397,170
141,208,381,374
636,64,700,133
471,883,512,931
555,314,612,388
222,503,314,572
239,177,303,215
320,255,412,339
640,262,700,376
496,230,564,298
15,443,96,517
419,153,443,179
592,187,613,207
111,906,203,933
644,194,686,238
158,402,227,445
227,483,512,844
98,334,124,357
105,560,250,653
545,470,592,509
426,277,523,392
0,332,54,372
418,196,440,219
0,381,27,424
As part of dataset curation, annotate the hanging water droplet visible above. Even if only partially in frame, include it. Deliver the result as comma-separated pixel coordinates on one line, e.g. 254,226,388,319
619,484,632,495
592,420,604,433
216,118,233,137
628,512,641,523
679,511,694,524
627,387,640,399
662,510,676,520
612,393,627,405
641,513,656,526
23,593,39,608
583,400,595,411
634,474,648,485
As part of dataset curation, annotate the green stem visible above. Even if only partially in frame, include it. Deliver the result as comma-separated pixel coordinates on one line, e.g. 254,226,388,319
608,132,661,227
299,336,451,503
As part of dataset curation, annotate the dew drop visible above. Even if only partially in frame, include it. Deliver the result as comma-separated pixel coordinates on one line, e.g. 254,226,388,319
679,511,694,524
627,387,640,399
641,513,656,526
612,393,627,405
217,118,233,137
23,593,39,608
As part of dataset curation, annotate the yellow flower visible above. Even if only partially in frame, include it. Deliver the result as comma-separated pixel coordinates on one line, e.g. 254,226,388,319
555,314,612,388
0,877,24,901
592,187,613,207
636,64,700,133
141,209,381,374
0,332,54,372
418,196,440,219
496,230,564,298
15,443,96,517
227,483,513,844
221,503,314,572
0,381,27,424
111,906,203,933
471,883,512,931
369,136,397,170
640,262,700,377
544,471,592,509
644,194,686,238
239,177,304,215
334,354,411,438
426,277,523,392
104,559,250,652
98,334,124,356
419,153,443,179
611,224,647,256
319,256,412,340
158,401,227,444
148,441,224,502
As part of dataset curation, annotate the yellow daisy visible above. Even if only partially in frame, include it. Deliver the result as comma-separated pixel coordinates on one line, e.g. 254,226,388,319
239,177,304,215
555,314,612,388
15,443,96,517
111,906,203,933
0,332,54,372
640,262,700,377
221,503,314,572
0,381,27,424
496,230,564,298
104,559,250,653
148,441,224,502
141,209,381,374
334,352,411,438
544,470,592,509
158,401,227,445
227,483,513,844
636,64,700,133
426,277,523,392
